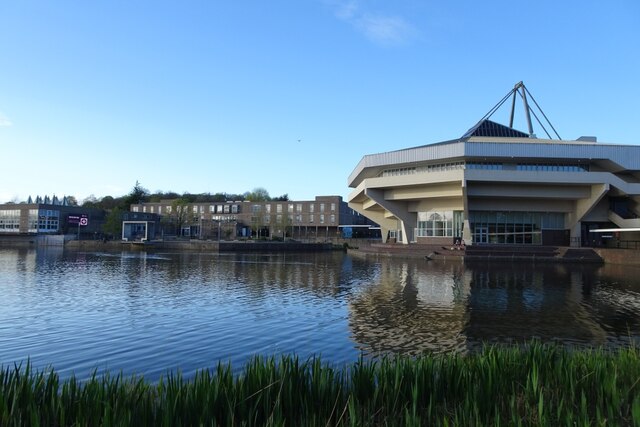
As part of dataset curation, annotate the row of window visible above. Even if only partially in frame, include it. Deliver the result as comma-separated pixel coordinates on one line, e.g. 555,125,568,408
380,161,589,176
415,210,465,238
0,219,20,231
252,214,335,225
516,163,588,172
381,162,465,177
0,209,20,218
135,202,337,215
469,211,565,229
0,210,20,231
29,209,59,232
0,209,59,233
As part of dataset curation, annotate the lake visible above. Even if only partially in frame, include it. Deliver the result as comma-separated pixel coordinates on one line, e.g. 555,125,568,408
1,247,639,380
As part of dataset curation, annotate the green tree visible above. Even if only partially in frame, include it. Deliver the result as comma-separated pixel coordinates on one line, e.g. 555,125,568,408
102,207,123,239
171,198,192,236
100,196,118,210
122,181,149,210
82,194,99,208
245,187,271,202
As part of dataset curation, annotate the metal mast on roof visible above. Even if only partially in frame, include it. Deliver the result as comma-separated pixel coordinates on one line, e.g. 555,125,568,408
477,81,562,140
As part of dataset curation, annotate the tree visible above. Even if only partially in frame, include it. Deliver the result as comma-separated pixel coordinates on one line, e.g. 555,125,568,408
171,198,192,236
245,187,271,202
82,195,98,208
66,196,79,206
100,196,118,210
273,194,289,201
102,207,123,239
122,181,149,209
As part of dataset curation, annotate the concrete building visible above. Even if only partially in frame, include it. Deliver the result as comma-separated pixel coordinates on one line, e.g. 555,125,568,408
0,195,105,239
129,195,378,241
121,212,161,242
348,83,640,247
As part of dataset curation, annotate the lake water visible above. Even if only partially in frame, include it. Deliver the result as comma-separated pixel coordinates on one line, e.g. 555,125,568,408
1,247,639,380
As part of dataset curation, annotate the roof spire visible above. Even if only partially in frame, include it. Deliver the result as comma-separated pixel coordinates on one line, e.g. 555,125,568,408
464,81,562,140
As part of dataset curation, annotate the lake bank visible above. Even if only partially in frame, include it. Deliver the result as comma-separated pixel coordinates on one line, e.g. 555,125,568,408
2,234,639,264
3,343,638,426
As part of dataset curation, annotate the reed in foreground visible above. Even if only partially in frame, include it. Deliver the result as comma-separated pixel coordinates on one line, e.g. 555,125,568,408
1,342,640,426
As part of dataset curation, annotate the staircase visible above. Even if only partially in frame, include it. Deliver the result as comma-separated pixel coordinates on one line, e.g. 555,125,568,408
464,245,560,262
562,248,604,263
608,211,640,229
464,245,603,263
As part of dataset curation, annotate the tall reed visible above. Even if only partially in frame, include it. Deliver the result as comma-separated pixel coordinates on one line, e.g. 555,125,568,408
1,342,639,426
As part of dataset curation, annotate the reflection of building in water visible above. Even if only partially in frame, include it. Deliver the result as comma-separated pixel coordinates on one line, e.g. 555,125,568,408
462,263,609,350
348,259,471,356
349,258,640,356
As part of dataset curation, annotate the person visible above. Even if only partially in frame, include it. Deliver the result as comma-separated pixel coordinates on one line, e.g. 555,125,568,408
453,238,461,250
460,239,466,250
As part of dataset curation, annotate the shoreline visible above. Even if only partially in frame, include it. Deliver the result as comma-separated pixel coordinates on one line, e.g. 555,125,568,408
1,235,639,265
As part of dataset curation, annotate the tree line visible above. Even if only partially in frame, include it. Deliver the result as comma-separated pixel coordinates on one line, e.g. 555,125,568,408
89,183,289,238
81,182,288,211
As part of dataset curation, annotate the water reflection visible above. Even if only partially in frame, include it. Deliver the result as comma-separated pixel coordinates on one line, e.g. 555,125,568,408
348,258,640,356
0,248,639,381
349,260,470,355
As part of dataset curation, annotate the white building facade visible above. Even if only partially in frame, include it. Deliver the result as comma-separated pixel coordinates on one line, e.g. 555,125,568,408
348,120,640,247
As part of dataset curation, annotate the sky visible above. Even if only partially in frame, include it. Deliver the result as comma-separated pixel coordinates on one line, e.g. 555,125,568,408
1,1,639,204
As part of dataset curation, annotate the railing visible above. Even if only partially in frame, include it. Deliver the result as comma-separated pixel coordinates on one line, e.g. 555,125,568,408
616,240,640,250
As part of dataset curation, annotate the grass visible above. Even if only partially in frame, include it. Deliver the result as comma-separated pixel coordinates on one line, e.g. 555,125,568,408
1,342,640,426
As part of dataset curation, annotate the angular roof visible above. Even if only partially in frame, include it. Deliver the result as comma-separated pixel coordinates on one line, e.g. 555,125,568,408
462,119,530,139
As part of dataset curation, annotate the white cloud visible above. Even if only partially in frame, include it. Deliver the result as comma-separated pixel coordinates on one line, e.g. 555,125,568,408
334,0,358,20
0,112,12,127
327,0,417,46
355,13,416,46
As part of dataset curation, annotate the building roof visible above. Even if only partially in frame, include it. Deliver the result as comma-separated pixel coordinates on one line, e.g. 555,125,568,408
462,119,529,139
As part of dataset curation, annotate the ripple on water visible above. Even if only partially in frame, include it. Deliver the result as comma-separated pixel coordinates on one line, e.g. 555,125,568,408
1,250,640,380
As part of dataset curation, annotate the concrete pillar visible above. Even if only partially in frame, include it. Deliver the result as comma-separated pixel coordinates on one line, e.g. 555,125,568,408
365,189,416,245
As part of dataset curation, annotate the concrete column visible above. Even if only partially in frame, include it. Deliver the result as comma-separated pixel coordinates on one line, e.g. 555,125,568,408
365,189,416,245
568,184,609,231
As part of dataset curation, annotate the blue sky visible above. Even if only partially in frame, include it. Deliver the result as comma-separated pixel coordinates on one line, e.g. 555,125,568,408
1,1,639,203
